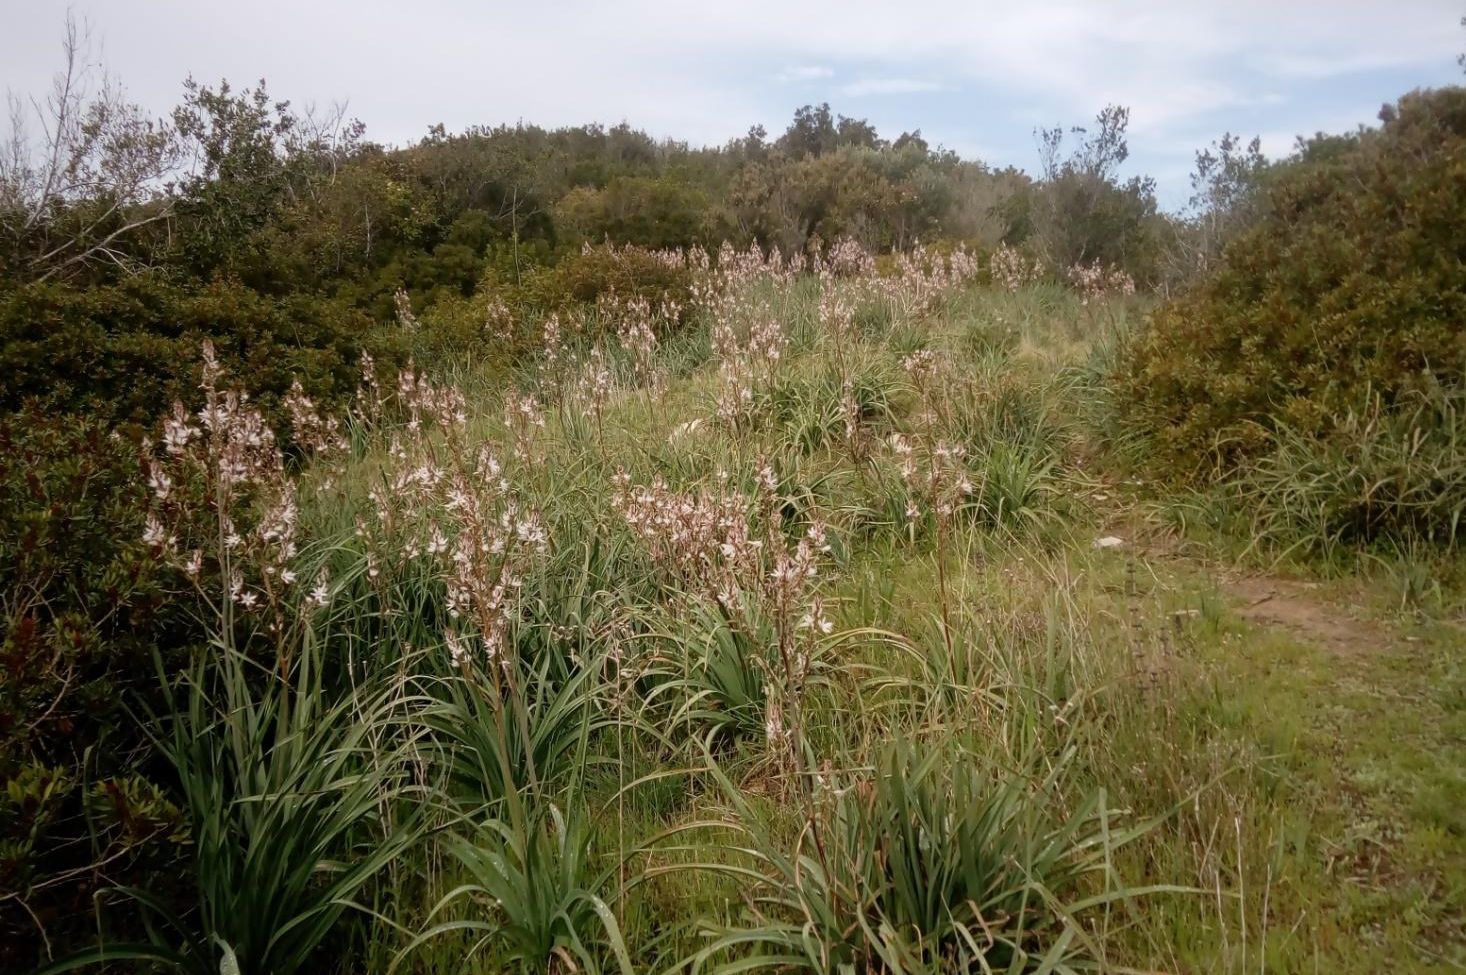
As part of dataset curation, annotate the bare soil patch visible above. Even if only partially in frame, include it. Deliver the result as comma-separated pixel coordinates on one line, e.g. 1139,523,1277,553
1223,575,1386,656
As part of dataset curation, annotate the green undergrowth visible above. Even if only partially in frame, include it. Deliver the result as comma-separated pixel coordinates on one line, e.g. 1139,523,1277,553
32,270,1463,974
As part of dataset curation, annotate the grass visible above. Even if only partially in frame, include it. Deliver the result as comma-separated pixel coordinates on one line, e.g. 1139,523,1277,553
1043,553,1465,973
39,254,1465,974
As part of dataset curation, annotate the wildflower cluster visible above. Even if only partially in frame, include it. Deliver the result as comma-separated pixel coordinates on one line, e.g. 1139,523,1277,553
1068,260,1136,305
366,367,547,674
612,469,760,605
582,238,694,272
398,363,467,434
689,243,799,336
870,244,982,319
613,460,834,766
709,307,753,430
144,342,312,646
393,288,420,331
283,379,348,458
482,294,516,344
751,460,833,764
540,313,564,374
604,291,678,394
746,313,787,373
355,351,386,429
815,236,877,279
573,346,615,430
900,348,940,388
889,433,974,527
704,265,788,432
989,244,1045,292
901,347,947,431
503,389,545,462
816,286,857,351
767,517,832,639
612,462,833,635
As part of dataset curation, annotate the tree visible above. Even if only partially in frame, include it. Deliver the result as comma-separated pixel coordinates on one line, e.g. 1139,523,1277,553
1028,105,1158,280
777,105,888,159
779,104,839,158
0,15,181,283
1157,132,1268,290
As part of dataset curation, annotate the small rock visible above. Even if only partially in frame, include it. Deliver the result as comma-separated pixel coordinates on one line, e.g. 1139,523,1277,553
1093,535,1126,550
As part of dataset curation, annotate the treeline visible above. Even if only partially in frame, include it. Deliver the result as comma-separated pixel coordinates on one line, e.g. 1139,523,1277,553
0,28,1200,430
2,78,1149,301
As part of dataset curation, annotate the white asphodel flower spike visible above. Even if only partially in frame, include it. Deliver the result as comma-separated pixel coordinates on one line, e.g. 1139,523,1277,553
308,568,330,609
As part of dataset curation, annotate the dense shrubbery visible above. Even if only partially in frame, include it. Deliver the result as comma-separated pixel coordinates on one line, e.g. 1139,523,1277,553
1114,88,1466,495
555,175,730,250
520,242,697,314
1,37,1164,431
413,242,700,368
0,411,196,964
0,276,406,430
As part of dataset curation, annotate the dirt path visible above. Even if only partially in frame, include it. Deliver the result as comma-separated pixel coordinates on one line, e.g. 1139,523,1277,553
1222,574,1389,657
1087,494,1466,969
1094,496,1397,657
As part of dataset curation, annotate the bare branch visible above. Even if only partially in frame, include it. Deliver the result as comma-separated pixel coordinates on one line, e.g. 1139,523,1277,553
1,12,182,282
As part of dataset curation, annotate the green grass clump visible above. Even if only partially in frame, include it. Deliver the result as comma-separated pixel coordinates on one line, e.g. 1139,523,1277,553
693,738,1161,974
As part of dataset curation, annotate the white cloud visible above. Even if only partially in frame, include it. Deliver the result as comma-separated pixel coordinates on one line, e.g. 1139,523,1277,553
2,0,1460,198
839,78,945,97
778,65,835,82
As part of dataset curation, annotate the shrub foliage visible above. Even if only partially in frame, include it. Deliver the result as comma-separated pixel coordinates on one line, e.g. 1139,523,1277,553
1114,88,1466,483
0,411,196,964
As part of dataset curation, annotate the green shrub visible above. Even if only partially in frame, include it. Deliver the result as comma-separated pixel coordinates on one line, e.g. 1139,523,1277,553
0,275,407,431
409,243,701,367
0,410,196,969
414,242,702,371
413,286,527,368
1113,87,1466,479
555,175,729,251
520,242,695,317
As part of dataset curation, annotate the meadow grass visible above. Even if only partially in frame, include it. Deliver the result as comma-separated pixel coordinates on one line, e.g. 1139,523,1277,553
59,252,1464,974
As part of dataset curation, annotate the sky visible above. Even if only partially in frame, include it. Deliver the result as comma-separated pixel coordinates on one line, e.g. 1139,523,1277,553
3,0,1462,208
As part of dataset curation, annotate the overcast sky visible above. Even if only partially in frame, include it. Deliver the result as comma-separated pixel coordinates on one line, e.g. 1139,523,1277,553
3,1,1462,207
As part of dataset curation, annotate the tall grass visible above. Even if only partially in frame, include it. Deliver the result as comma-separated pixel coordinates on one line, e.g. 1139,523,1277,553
1151,385,1466,567
690,738,1161,974
42,633,427,975
51,241,1410,974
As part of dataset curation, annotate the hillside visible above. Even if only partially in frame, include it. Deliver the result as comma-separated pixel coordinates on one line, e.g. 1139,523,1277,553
3,18,1464,974
7,245,1461,973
